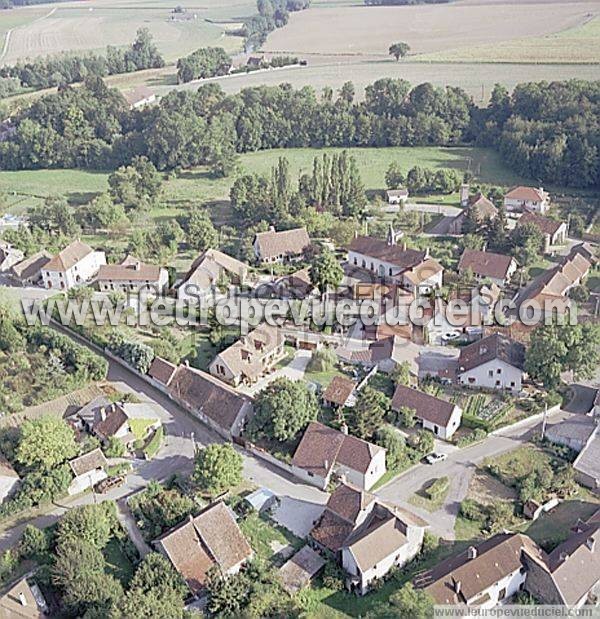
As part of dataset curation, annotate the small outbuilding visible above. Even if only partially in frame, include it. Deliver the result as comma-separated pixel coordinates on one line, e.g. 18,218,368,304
279,545,326,595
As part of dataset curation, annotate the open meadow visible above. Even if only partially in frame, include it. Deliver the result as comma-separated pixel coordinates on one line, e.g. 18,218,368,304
263,0,600,61
0,0,255,65
0,145,530,215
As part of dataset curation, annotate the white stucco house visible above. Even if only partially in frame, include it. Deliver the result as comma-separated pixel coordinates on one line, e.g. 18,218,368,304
42,240,106,290
292,421,386,491
347,235,443,295
96,255,168,295
458,249,518,288
391,384,462,440
456,333,526,394
504,186,550,214
67,448,108,496
0,456,19,503
311,483,428,595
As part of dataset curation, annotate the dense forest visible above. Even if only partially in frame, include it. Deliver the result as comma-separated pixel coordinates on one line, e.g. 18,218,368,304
0,77,598,189
0,29,164,91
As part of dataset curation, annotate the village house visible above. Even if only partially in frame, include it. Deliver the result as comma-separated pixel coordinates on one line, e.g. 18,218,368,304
151,360,254,439
253,226,311,263
416,533,540,607
391,385,462,440
123,85,156,110
208,324,285,387
0,455,19,503
450,192,498,235
523,508,600,607
96,255,168,295
504,186,550,214
178,248,250,303
456,333,526,393
337,335,409,374
572,424,600,492
386,188,409,206
70,397,162,450
0,241,24,273
347,235,443,295
9,251,51,286
67,448,108,496
273,267,316,299
42,240,106,290
516,247,593,318
322,375,357,408
154,501,253,597
292,421,386,491
0,576,49,618
310,482,427,595
518,212,567,252
458,248,518,288
423,284,501,345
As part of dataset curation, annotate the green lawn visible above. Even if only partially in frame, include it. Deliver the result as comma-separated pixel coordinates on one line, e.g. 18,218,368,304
0,146,529,220
239,512,303,566
524,495,600,552
129,418,159,441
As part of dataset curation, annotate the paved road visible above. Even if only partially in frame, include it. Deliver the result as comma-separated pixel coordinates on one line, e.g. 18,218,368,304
375,407,569,539
0,349,327,551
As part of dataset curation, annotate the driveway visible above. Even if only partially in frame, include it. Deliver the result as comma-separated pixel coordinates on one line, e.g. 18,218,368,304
242,349,312,396
375,407,567,539
563,384,598,414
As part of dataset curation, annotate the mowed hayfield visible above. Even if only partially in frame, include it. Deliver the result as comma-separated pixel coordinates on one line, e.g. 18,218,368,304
263,0,600,62
420,14,600,64
0,145,531,215
0,0,256,65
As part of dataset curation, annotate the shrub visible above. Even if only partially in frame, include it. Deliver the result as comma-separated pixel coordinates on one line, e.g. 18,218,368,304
19,525,49,559
321,562,345,591
425,476,449,499
460,498,485,521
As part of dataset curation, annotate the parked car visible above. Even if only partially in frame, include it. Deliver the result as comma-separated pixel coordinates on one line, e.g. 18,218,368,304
95,475,126,494
425,452,447,465
441,331,461,343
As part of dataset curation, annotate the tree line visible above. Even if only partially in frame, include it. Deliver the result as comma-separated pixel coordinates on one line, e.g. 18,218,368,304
0,28,164,91
364,0,451,4
244,0,311,51
176,47,231,83
1,76,598,189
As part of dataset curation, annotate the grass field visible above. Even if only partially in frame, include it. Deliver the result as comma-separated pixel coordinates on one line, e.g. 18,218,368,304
0,145,530,216
420,15,600,64
0,0,255,65
263,0,599,60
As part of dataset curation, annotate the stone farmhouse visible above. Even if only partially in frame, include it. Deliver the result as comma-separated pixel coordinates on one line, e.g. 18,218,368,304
42,240,106,290
458,248,518,288
96,255,168,294
253,226,311,263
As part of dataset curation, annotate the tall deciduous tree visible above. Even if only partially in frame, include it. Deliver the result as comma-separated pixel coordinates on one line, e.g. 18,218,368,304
193,443,243,495
388,42,411,61
251,377,319,442
16,416,78,471
348,386,390,440
310,247,343,296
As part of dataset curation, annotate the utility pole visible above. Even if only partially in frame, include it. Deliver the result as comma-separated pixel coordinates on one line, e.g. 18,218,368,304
541,403,548,440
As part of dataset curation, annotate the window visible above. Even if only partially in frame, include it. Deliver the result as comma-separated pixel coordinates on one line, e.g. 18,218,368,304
498,587,506,600
510,381,516,387
488,370,494,378
496,380,501,386
468,377,476,384
497,368,502,374
354,258,357,266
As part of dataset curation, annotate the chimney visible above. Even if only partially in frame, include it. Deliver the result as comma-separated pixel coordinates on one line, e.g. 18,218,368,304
402,242,407,252
467,546,477,560
559,551,569,562
269,225,275,232
586,537,596,552
324,459,329,471
18,592,27,607
453,578,462,594
387,223,396,246
99,407,107,422
460,184,470,207
340,423,349,435
425,246,430,258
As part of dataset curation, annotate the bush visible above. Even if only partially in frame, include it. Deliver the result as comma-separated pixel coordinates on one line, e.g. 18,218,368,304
104,436,127,458
321,561,345,591
425,476,449,499
143,426,163,460
19,525,49,559
460,498,486,521
456,428,487,447
307,347,337,373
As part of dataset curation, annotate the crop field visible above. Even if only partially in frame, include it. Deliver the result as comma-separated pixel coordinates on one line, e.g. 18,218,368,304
263,0,600,60
0,0,256,65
